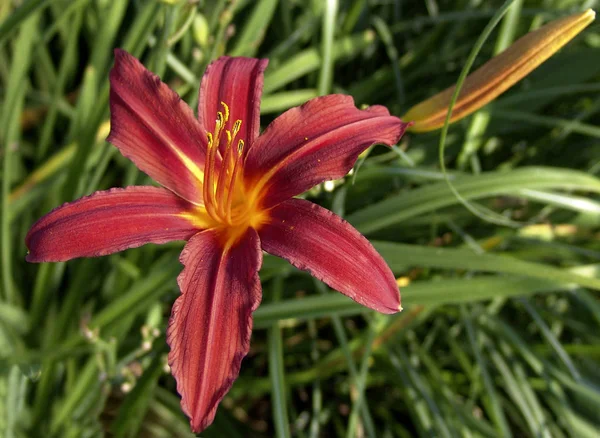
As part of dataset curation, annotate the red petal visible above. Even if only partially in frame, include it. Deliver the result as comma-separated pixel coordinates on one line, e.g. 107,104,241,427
244,95,410,207
167,228,262,433
26,186,199,262
259,198,401,313
108,49,208,204
197,57,268,155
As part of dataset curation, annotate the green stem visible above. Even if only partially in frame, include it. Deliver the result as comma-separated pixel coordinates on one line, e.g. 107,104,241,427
268,276,291,438
317,0,338,95
438,0,519,227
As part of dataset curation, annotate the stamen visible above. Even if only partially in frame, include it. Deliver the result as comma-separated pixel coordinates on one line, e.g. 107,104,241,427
232,119,242,137
201,101,249,226
225,143,245,224
203,134,219,220
216,142,233,218
221,101,230,123
215,112,223,134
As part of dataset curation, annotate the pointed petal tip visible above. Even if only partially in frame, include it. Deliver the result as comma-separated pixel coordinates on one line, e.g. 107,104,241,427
111,48,136,73
24,251,43,264
393,118,414,143
113,47,126,58
364,104,414,140
379,287,402,314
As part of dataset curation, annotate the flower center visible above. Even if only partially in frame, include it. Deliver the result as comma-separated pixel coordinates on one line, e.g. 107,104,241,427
202,102,261,233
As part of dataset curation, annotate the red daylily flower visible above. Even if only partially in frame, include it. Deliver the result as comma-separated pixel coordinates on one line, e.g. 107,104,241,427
26,49,410,433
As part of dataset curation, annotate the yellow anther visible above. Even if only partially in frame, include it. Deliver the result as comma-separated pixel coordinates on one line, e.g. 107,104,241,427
237,139,244,153
220,101,230,122
232,119,242,136
206,132,213,145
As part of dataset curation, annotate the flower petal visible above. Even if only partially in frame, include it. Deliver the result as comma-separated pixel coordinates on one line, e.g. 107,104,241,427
167,228,262,433
26,186,200,262
403,9,596,132
108,49,208,204
244,95,410,207
197,56,268,155
259,198,401,313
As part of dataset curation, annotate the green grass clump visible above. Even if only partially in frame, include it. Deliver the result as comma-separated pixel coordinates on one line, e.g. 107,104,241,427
1,1,600,437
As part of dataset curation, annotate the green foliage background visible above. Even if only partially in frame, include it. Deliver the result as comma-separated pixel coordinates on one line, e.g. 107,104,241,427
1,0,600,437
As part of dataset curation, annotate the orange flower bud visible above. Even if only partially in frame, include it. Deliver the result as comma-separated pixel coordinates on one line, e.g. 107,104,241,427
403,9,595,132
